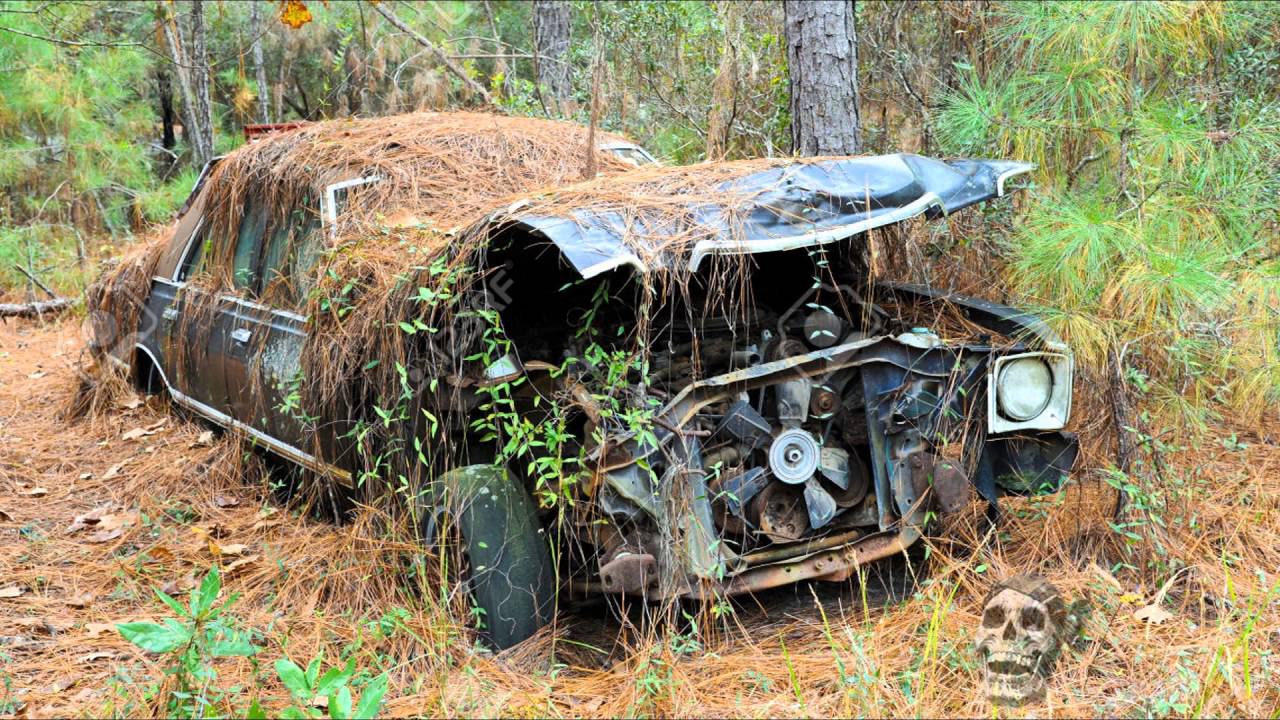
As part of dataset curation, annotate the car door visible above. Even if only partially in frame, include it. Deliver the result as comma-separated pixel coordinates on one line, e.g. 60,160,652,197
228,178,378,476
170,220,234,414
219,197,272,428
242,198,320,452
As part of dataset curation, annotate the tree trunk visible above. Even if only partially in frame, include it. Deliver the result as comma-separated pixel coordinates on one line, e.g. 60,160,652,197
784,0,861,156
0,298,73,318
532,0,572,116
706,0,744,161
156,69,176,150
160,1,214,168
250,0,271,124
188,0,214,166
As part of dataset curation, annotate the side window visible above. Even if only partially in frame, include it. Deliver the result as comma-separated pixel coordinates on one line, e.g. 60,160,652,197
232,198,268,291
260,199,322,306
244,176,377,310
177,223,208,281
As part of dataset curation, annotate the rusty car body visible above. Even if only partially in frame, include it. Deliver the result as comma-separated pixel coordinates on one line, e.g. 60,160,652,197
94,114,1077,647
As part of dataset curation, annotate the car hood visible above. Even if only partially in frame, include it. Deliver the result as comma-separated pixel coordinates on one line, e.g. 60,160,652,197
492,153,1033,278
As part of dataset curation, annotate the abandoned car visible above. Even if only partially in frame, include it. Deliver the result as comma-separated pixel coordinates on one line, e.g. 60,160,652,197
89,112,1077,648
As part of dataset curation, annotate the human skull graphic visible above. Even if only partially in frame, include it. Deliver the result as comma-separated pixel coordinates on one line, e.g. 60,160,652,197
974,575,1068,706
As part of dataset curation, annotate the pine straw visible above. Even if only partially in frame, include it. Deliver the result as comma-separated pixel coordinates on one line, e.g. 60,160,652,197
3,318,1278,718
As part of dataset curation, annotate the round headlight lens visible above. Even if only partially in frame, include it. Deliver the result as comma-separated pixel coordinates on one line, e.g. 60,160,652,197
997,358,1053,421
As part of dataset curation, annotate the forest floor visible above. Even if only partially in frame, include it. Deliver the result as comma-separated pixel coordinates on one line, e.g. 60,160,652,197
1,316,1278,718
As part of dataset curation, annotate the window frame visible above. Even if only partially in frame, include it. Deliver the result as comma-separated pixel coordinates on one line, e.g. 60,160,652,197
323,176,382,241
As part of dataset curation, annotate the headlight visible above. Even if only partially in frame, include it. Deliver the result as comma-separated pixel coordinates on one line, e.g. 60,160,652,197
996,358,1053,421
987,351,1073,434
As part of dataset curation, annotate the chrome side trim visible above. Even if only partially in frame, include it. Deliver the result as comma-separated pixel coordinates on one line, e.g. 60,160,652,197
148,277,309,324
223,294,308,324
579,252,648,279
688,192,945,271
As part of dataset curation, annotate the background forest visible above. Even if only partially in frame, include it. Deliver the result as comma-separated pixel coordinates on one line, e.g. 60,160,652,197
3,1,1279,426
1,1,1279,717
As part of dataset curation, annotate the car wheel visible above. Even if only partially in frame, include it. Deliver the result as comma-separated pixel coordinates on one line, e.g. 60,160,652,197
421,464,555,649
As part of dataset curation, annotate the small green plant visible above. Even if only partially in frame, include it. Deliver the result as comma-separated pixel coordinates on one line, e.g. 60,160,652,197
271,655,388,720
116,566,260,717
0,663,19,716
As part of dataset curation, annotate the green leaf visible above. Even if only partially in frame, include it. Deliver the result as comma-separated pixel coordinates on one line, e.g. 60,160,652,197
353,674,388,719
305,656,323,691
190,566,221,619
275,658,310,699
246,697,267,720
117,620,191,654
154,587,188,618
210,630,259,657
314,663,352,697
330,685,353,720
397,321,416,335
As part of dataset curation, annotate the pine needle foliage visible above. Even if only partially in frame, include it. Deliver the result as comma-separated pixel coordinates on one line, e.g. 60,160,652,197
0,3,198,293
935,0,1280,430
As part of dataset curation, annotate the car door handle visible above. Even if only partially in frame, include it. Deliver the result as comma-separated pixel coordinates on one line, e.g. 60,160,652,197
230,328,252,344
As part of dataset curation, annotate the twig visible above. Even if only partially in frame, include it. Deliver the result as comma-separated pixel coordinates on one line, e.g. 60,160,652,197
1068,152,1102,187
371,3,495,106
13,264,57,301
0,23,141,47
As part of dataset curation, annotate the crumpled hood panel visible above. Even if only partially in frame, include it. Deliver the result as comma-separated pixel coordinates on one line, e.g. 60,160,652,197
498,153,1033,278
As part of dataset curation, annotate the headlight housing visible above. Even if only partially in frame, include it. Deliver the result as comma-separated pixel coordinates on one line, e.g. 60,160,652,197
988,352,1072,433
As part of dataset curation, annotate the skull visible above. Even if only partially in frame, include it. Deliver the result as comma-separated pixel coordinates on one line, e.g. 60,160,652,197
974,575,1067,706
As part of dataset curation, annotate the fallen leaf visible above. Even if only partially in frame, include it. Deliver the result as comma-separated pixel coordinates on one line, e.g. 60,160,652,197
257,505,278,518
64,593,94,609
121,427,149,441
86,528,123,544
84,623,117,638
119,395,143,410
66,505,112,534
224,555,259,575
1134,603,1174,624
161,573,196,596
19,486,49,497
95,512,137,533
211,542,249,557
0,586,26,598
251,518,283,532
1133,568,1187,626
213,494,240,508
78,472,93,480
45,677,77,693
144,419,167,432
1118,592,1143,605
145,545,175,562
193,430,215,447
0,508,12,521
102,463,125,480
80,651,116,663
28,370,46,379
15,617,74,634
